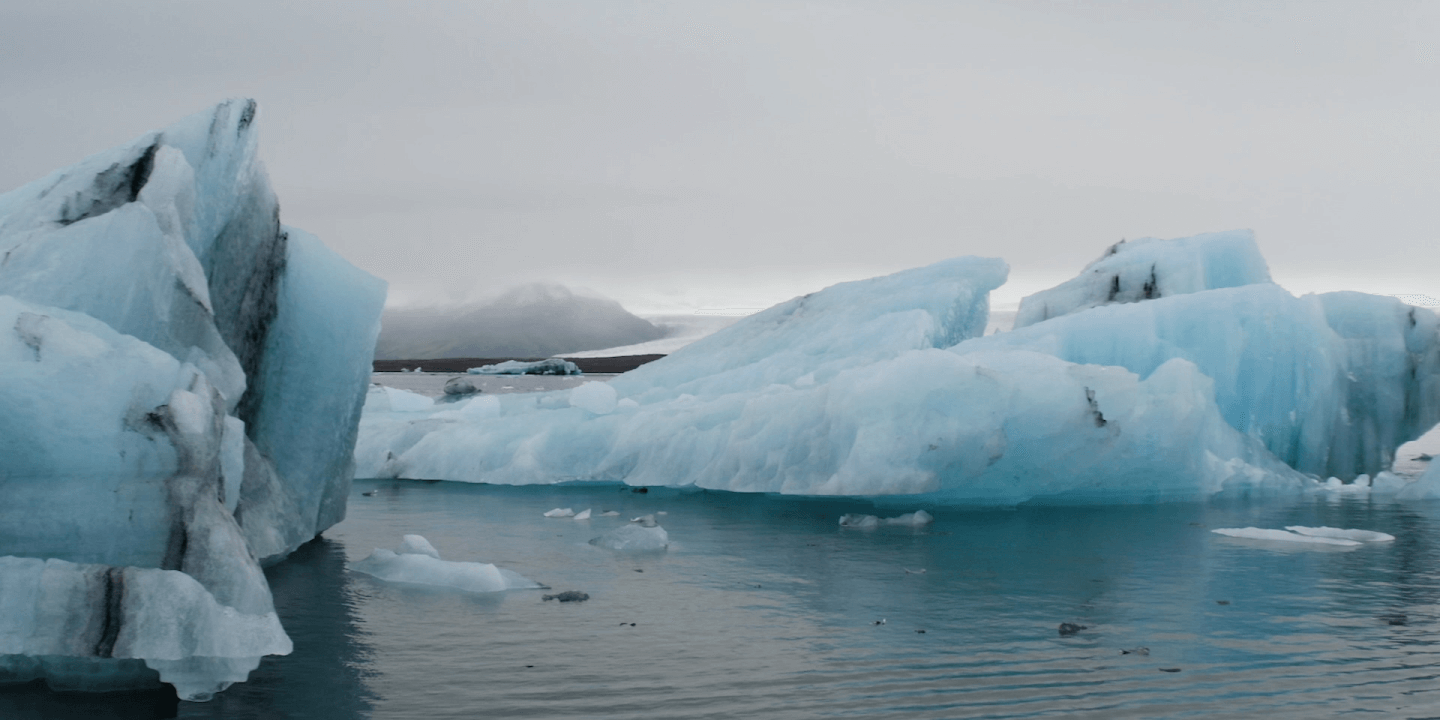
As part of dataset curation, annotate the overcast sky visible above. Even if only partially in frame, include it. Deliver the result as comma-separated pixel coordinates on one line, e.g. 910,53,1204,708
2,1,1436,313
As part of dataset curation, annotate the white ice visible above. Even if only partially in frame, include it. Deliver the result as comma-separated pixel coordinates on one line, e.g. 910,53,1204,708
544,508,576,518
350,535,539,593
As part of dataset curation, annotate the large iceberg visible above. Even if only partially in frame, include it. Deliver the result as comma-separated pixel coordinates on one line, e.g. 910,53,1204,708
0,100,385,700
356,250,1336,502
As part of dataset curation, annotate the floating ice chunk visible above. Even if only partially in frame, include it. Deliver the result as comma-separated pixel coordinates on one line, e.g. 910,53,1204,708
591,524,669,551
1014,230,1272,328
396,534,442,558
569,382,617,415
598,511,620,517
1285,526,1395,543
544,508,576,518
630,514,658,527
468,358,581,376
350,550,538,593
1211,528,1361,546
838,514,880,529
839,510,934,529
574,509,592,520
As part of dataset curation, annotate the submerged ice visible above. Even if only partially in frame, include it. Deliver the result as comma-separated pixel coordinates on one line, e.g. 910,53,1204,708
0,100,385,700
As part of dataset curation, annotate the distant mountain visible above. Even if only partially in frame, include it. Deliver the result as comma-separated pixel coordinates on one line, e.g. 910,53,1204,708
374,283,667,360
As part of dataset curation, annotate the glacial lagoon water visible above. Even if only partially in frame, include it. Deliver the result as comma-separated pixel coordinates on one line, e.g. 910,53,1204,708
6,374,1440,719
10,479,1440,719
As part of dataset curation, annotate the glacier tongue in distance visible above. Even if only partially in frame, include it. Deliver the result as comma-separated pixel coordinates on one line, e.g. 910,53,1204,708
0,99,385,701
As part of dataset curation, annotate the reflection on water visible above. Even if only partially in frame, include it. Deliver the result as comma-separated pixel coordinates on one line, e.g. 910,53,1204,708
1,537,376,720
8,481,1440,719
176,538,378,720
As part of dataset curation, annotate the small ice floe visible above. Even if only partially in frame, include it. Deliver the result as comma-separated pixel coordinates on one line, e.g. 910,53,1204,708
544,508,576,518
574,509,592,520
1284,526,1395,543
598,511,620,517
591,523,669,551
1210,527,1392,547
350,534,539,593
839,510,934,529
630,514,658,526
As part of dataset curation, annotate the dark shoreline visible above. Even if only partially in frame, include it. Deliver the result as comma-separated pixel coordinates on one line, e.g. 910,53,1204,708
372,354,665,374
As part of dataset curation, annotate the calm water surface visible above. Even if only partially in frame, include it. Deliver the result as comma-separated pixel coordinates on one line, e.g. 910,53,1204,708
15,482,1440,719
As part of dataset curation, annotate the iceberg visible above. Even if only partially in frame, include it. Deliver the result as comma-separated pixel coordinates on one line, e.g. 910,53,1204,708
356,254,1313,502
349,535,539,592
467,358,582,376
355,231,1438,504
0,100,385,700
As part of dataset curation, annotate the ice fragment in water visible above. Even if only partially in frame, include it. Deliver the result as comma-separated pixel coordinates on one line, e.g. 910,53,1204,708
1211,528,1361,546
544,508,576,518
350,535,539,592
591,524,669,551
1284,526,1395,543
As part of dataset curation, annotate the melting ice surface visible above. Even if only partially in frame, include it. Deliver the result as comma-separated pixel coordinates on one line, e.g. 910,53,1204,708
356,230,1440,504
0,100,384,700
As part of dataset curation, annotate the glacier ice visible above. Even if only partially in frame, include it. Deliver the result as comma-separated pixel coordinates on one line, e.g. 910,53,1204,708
349,535,539,592
0,100,384,700
468,358,582,375
1013,230,1273,329
357,253,1318,503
